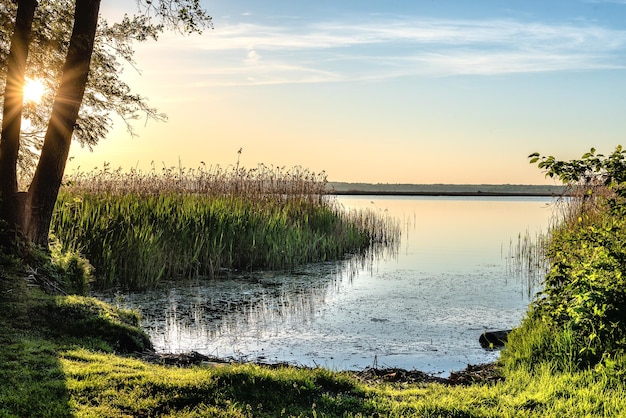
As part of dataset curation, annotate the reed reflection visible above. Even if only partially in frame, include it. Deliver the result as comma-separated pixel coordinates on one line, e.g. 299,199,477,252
106,259,363,360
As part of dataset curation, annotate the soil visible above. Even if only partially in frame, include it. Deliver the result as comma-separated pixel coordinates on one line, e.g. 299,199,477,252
139,350,504,386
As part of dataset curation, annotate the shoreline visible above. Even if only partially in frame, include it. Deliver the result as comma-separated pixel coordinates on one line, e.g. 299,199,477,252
139,350,501,386
325,182,566,197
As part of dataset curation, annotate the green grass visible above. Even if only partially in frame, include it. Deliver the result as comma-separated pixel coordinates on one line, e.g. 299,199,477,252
58,349,626,417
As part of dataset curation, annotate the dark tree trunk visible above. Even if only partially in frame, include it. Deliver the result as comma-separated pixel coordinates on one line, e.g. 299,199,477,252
25,0,102,246
0,0,38,247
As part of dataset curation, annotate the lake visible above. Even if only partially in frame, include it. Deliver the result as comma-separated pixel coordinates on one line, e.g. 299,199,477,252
98,195,554,375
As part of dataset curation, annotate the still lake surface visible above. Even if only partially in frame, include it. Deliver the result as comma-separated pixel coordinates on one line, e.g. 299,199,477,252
99,195,554,375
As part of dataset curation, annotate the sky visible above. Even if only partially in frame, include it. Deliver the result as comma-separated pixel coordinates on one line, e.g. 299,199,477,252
66,0,626,184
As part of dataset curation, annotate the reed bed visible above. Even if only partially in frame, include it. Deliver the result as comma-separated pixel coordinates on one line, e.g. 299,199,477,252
65,161,329,199
547,177,618,228
52,163,400,288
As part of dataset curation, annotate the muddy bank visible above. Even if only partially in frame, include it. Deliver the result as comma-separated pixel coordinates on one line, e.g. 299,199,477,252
140,350,502,386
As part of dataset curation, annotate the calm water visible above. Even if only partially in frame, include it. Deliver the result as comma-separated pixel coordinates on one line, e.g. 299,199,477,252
98,195,553,375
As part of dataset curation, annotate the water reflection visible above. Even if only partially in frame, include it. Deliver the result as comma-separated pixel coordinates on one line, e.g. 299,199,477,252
107,261,366,358
98,196,553,375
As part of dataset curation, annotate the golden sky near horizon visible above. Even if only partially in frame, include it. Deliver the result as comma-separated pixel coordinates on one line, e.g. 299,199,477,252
66,0,626,185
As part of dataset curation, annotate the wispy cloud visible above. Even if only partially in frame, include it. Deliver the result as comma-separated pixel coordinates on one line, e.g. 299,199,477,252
149,16,626,86
583,0,626,4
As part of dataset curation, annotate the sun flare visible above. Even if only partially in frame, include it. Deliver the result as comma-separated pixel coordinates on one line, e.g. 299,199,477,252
23,78,45,103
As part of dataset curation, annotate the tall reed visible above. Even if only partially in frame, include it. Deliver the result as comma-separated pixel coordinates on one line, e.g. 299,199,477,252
65,161,329,199
52,163,400,288
506,230,549,298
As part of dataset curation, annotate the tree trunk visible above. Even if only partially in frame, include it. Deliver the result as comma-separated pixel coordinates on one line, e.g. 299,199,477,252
26,0,101,246
0,0,38,246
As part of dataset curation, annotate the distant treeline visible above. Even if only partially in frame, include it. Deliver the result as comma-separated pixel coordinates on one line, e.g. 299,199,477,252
327,182,566,197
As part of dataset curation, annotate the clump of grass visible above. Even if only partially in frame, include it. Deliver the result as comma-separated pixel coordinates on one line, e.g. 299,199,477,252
37,295,152,353
52,163,400,288
45,236,94,295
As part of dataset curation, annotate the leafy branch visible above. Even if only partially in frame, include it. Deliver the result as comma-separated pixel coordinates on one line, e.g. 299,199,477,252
529,146,626,188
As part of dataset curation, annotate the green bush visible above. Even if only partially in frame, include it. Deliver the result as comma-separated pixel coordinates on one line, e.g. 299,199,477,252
531,212,626,367
512,146,626,370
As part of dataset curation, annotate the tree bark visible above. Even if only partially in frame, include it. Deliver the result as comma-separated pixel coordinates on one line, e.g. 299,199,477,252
0,0,38,244
26,0,101,246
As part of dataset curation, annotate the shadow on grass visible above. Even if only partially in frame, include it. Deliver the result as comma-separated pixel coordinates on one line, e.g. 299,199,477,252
0,276,72,417
0,273,151,417
0,335,72,417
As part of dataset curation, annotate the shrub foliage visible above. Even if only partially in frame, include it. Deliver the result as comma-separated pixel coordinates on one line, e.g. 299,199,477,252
505,146,626,370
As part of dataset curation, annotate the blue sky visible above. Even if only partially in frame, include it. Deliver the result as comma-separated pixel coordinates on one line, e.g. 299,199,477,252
69,0,626,184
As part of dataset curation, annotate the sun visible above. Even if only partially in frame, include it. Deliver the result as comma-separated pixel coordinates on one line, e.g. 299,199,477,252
23,78,45,103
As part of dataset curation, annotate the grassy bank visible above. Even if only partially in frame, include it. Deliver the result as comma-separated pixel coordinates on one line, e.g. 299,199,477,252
52,164,399,289
2,273,626,417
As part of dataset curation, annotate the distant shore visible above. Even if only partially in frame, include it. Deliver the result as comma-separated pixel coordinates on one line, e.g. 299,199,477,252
326,182,566,197
328,190,564,197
